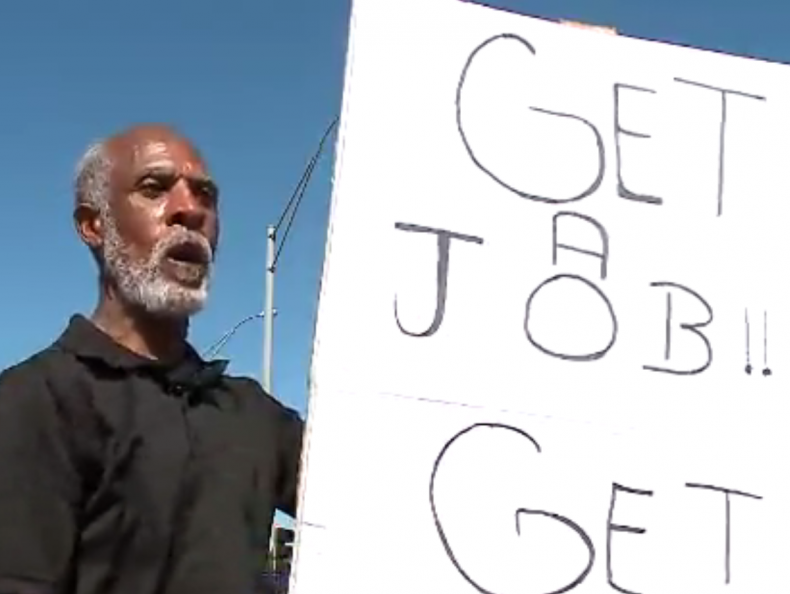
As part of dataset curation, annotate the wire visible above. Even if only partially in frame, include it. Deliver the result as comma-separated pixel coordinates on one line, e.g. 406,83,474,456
201,119,338,362
273,150,320,268
274,116,338,234
202,311,265,360
272,117,339,270
201,120,339,367
274,150,317,233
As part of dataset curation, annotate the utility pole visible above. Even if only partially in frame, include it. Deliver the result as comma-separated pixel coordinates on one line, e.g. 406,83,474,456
261,116,339,396
263,224,276,394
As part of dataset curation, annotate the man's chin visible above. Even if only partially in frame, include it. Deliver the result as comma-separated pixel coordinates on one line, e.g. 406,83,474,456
121,278,210,319
102,243,211,319
145,293,207,319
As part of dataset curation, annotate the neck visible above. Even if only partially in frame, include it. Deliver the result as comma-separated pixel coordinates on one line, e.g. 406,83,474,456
92,284,189,361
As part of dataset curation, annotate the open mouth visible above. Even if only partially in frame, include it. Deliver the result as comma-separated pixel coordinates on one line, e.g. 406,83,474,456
164,242,210,266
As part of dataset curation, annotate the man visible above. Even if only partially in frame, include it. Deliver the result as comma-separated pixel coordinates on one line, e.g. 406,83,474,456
0,125,303,594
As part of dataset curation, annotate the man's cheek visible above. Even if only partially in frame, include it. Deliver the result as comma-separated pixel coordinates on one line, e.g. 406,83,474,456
210,220,220,255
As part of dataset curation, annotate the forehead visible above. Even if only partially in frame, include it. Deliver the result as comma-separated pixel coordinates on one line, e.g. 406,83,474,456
111,132,209,179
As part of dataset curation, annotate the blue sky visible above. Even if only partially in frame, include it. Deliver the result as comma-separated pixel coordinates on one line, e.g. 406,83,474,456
0,0,785,422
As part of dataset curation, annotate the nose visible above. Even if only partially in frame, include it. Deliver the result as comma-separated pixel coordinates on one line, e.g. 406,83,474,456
166,178,207,232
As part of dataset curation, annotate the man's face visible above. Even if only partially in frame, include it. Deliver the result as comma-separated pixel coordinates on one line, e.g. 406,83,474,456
100,129,220,317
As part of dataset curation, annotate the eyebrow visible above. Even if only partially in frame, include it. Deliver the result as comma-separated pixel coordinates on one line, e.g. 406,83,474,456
136,165,217,185
135,166,219,199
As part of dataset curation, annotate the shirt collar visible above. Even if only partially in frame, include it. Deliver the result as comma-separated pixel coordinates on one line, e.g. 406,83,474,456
55,314,229,382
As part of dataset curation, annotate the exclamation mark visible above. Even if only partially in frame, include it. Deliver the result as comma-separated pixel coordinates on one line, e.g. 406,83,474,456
745,309,752,375
763,311,772,376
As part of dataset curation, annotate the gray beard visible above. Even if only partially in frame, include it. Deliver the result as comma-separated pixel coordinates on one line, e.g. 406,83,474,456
101,213,212,318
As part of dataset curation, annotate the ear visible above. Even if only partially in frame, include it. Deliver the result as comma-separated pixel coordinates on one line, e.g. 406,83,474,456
74,203,104,251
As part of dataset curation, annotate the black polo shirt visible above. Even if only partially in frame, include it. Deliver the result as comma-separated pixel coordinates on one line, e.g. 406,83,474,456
0,315,303,594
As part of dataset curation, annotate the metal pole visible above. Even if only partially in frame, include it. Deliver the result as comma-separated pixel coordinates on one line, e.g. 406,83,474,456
263,224,276,394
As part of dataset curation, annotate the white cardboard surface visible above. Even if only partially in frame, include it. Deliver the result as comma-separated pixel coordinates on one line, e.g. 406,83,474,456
293,1,790,592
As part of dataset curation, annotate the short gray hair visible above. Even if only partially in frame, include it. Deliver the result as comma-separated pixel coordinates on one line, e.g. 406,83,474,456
74,141,113,214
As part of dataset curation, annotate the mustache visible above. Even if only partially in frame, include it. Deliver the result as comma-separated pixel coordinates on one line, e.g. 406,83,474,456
153,228,214,263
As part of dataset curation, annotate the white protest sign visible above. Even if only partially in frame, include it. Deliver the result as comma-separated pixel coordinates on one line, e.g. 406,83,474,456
293,0,790,592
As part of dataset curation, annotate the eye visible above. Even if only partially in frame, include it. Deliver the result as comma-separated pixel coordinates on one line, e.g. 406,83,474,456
137,174,174,199
189,179,219,206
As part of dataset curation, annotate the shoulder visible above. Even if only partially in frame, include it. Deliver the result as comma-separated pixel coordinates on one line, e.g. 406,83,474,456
0,346,66,394
0,342,84,393
222,374,304,425
0,346,79,430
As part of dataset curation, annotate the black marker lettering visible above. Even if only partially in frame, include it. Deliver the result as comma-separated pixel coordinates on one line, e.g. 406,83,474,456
607,483,654,594
430,423,594,594
674,78,765,217
685,483,763,585
643,282,713,375
664,291,672,361
457,34,605,204
762,310,772,376
552,211,610,280
744,308,752,375
394,222,483,338
525,274,618,361
515,508,595,594
614,84,662,205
